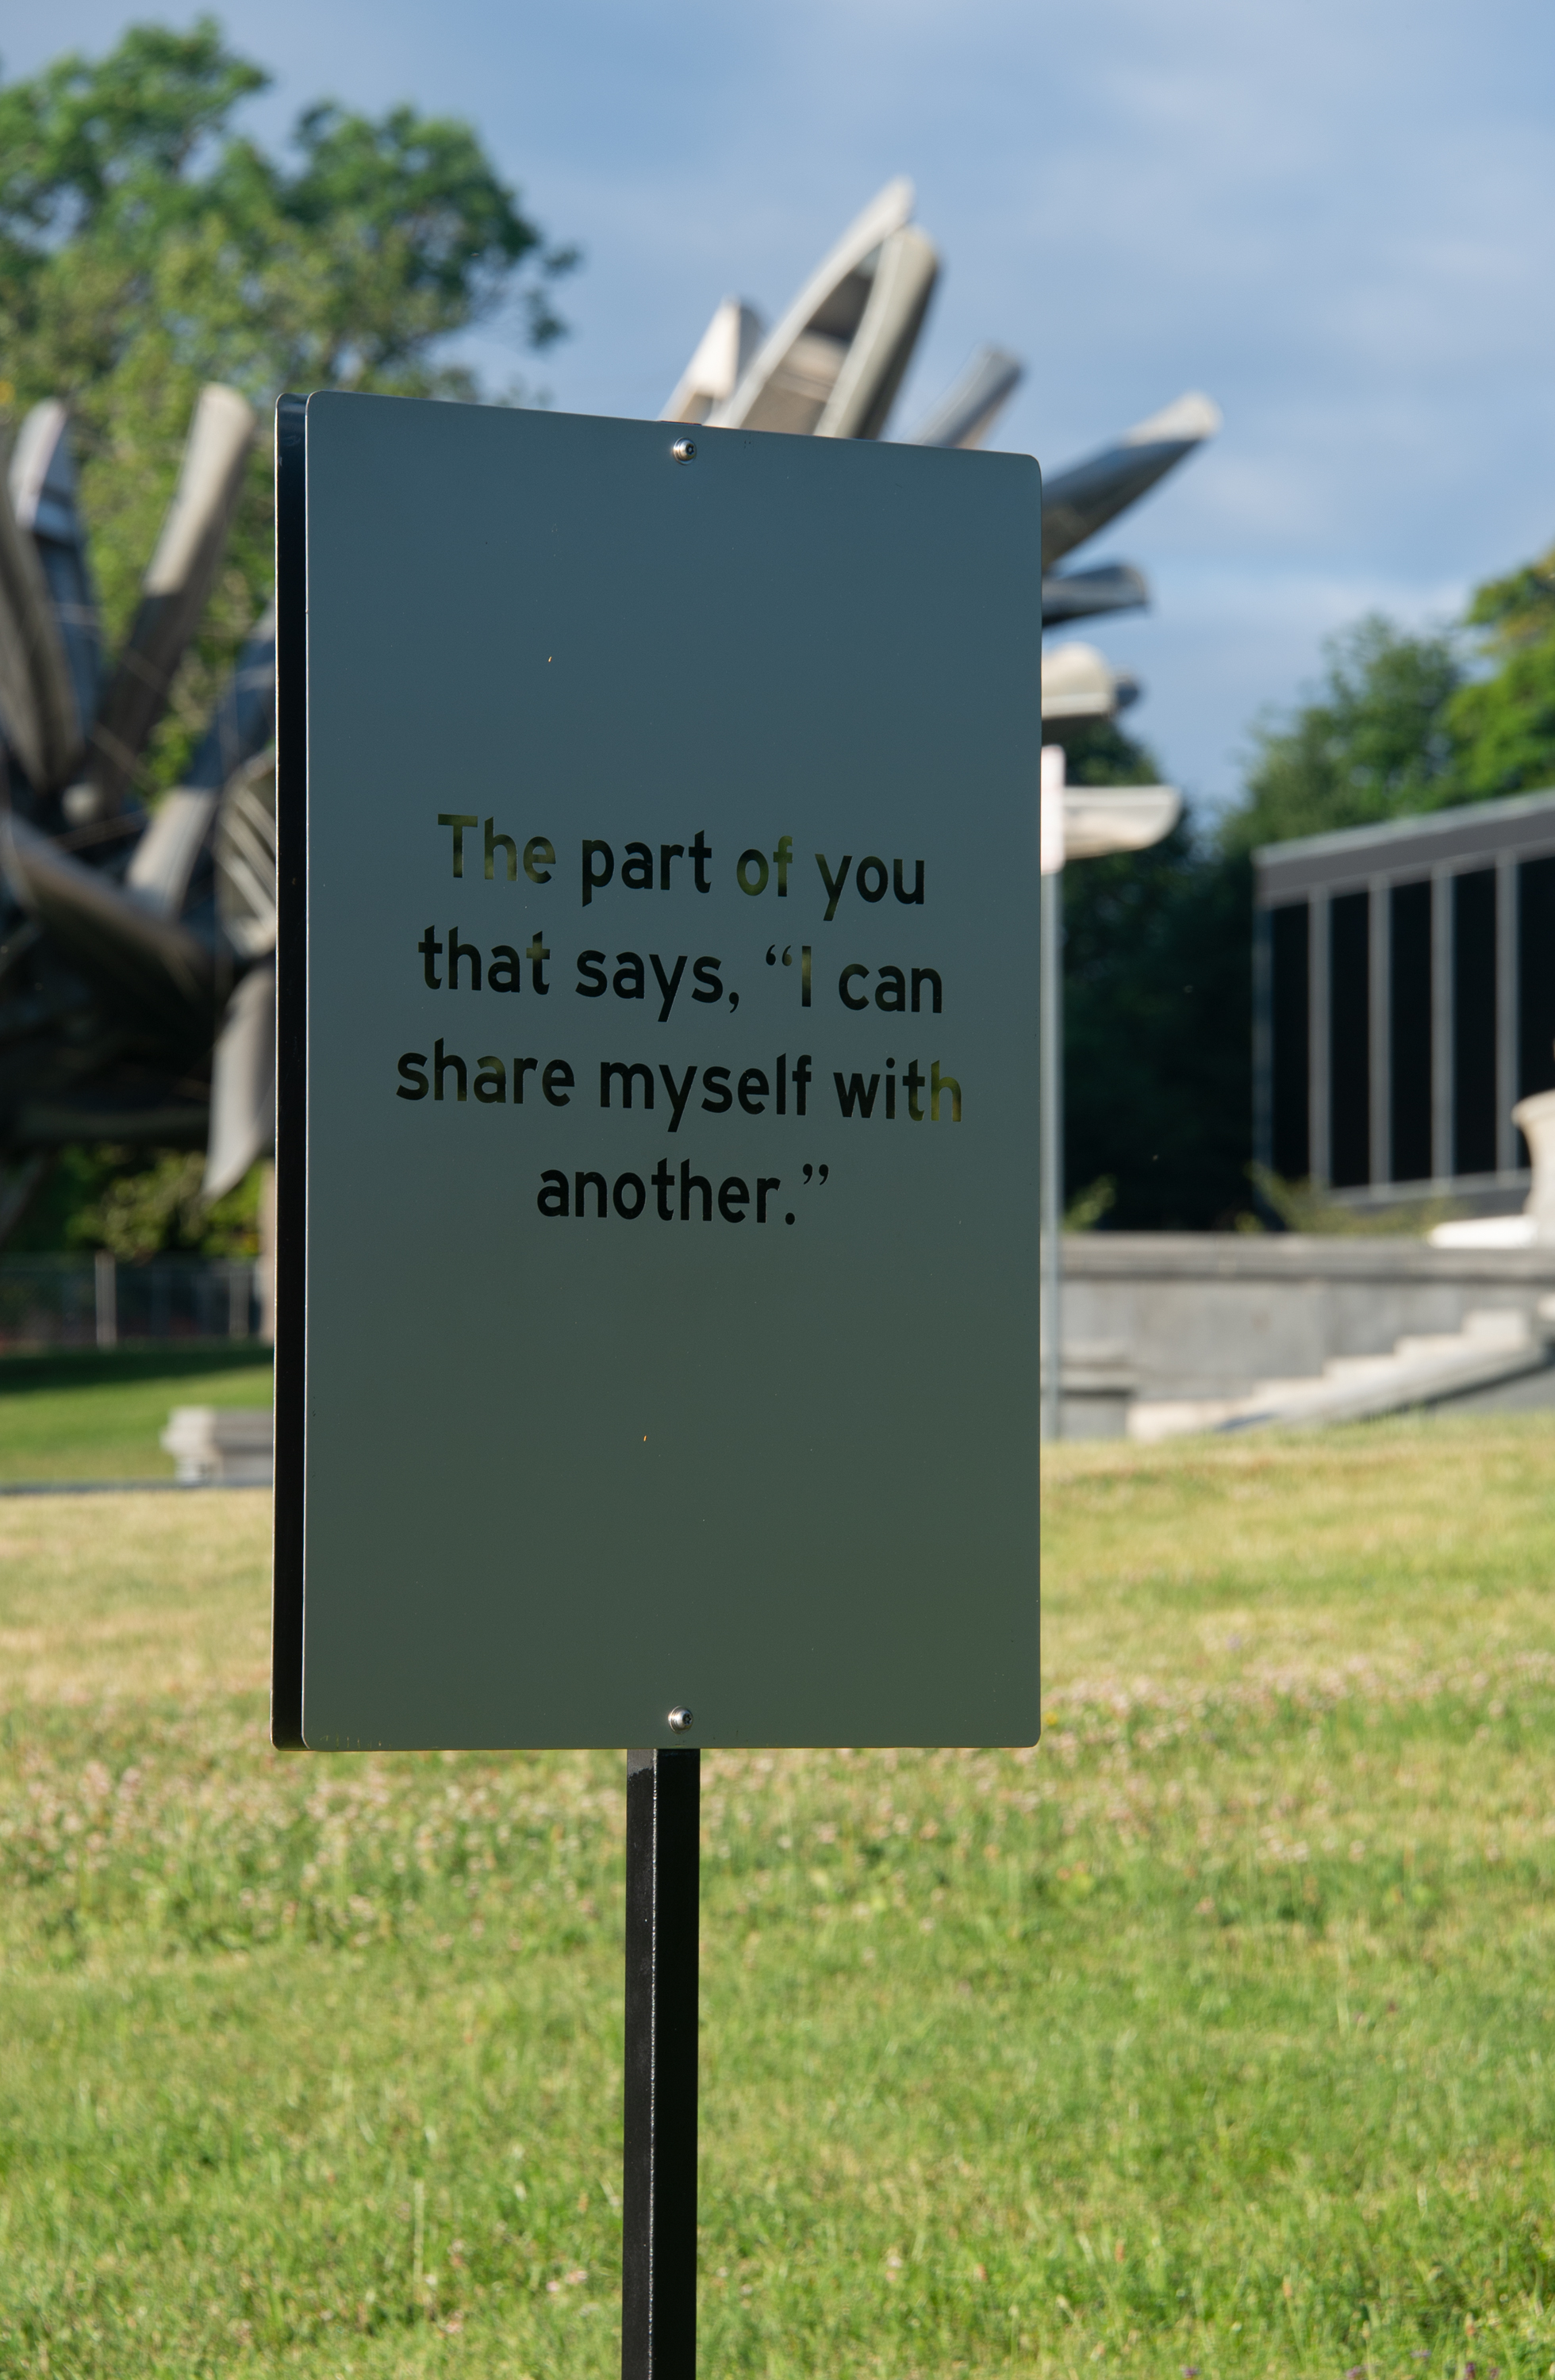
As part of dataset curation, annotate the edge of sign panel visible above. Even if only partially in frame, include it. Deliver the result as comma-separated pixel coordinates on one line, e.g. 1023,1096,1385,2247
270,393,308,1749
271,393,1042,1756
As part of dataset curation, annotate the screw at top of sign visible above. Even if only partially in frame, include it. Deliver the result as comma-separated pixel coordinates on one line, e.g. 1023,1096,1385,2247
672,438,697,463
667,1706,693,1733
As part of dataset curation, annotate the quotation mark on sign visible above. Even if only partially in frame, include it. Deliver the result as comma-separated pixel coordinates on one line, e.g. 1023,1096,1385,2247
766,943,812,1008
787,1163,828,1226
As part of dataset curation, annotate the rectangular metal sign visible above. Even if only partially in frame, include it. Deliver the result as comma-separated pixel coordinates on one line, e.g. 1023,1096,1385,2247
272,390,1042,1751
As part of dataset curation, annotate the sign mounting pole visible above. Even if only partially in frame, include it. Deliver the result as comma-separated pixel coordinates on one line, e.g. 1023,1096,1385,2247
622,1745,701,2380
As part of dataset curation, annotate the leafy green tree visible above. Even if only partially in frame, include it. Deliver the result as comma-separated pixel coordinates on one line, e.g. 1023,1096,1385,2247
1223,616,1464,856
1058,722,1254,1230
0,24,576,1260
1058,712,1161,791
1062,827,1254,1231
0,17,577,787
1447,547,1555,799
1223,552,1555,865
7,1145,263,1258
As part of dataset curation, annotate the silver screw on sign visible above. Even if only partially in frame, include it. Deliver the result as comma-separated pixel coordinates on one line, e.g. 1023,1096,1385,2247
667,1706,693,1733
672,439,697,463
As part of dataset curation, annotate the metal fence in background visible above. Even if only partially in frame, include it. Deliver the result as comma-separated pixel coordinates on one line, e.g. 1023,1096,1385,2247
0,1255,261,1351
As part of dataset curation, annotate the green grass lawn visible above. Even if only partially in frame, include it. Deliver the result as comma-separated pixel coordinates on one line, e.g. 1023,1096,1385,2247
2,1414,1554,2375
0,1345,272,1481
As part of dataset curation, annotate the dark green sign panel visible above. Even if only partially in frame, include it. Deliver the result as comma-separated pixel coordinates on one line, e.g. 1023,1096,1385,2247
272,391,1041,1750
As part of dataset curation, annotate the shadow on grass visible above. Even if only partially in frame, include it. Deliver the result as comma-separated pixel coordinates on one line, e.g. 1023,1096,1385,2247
0,1344,273,1398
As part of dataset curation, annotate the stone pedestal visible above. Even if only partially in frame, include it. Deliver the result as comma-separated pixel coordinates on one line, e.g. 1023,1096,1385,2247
1512,1090,1555,1244
1058,1342,1138,1438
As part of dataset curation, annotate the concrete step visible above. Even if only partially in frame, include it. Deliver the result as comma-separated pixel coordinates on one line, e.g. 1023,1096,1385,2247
1129,1305,1551,1441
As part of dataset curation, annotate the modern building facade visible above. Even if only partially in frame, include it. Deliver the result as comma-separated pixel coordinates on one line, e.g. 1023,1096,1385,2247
1254,788,1555,1207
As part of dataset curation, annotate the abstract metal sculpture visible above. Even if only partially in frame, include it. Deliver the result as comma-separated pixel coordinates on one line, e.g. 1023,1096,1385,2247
663,179,938,444
0,175,1216,1247
0,386,275,1234
661,178,1215,854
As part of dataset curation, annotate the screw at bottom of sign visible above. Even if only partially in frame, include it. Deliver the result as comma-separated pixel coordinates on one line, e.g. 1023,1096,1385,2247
667,1706,693,1733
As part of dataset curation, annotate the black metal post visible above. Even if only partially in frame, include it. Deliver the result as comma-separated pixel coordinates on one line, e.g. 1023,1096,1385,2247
622,1746,701,2380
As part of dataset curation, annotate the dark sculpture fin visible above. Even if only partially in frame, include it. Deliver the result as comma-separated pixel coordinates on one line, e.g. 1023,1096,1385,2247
2,809,219,1043
0,425,82,795
1042,562,1151,626
185,605,275,792
1042,392,1220,570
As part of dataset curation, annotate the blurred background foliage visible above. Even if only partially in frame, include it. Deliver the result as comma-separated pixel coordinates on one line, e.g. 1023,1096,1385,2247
0,15,576,800
4,23,1555,1240
0,20,577,1258
1060,718,1254,1233
7,1148,266,1261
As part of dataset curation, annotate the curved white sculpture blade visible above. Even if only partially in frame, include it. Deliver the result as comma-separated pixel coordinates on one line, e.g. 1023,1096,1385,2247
904,344,1023,451
1040,742,1181,868
1040,640,1119,722
204,958,275,1200
84,383,255,814
1062,786,1182,860
660,298,766,424
712,177,918,437
1123,392,1222,448
814,223,938,440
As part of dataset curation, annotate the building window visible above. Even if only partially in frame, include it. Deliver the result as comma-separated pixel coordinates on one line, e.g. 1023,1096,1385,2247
1330,890,1370,1188
1453,868,1497,1177
1518,854,1555,1113
1270,900,1309,1180
1389,878,1432,1184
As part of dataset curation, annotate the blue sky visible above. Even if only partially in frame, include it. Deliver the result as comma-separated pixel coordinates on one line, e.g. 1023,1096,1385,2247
8,0,1555,807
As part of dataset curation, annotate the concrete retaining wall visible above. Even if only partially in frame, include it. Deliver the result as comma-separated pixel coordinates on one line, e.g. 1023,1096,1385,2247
1061,1234,1555,1400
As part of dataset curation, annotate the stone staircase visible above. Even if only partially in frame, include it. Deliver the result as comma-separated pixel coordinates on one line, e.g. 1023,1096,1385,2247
1128,1303,1555,1443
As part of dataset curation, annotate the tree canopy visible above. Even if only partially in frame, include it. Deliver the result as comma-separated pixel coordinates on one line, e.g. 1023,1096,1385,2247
0,17,577,789
1058,720,1254,1230
1449,547,1555,802
1225,545,1555,856
1224,618,1463,854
